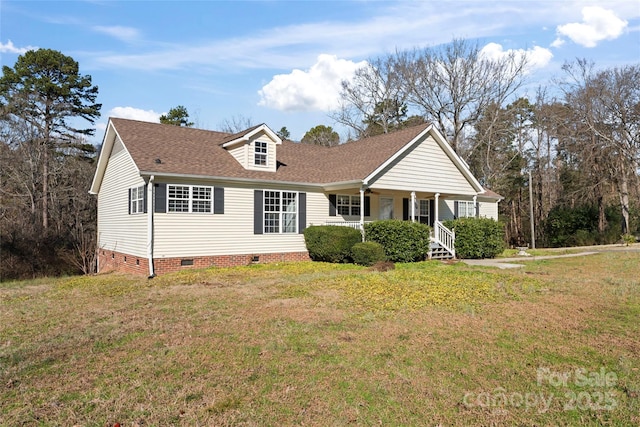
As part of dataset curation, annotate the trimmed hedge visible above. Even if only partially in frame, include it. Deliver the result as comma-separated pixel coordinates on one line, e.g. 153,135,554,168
364,220,431,263
303,225,362,263
351,241,387,266
443,217,504,259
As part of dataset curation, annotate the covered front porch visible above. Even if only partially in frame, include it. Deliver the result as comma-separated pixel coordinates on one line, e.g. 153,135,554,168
324,188,480,259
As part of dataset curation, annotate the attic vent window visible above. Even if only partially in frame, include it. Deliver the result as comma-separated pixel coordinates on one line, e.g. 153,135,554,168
254,141,267,166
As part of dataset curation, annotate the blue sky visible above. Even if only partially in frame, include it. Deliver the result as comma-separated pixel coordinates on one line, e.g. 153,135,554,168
2,0,639,142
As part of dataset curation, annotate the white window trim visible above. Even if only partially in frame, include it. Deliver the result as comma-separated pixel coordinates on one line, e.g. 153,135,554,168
167,184,214,214
263,190,298,234
254,140,268,167
457,200,475,218
130,185,145,214
336,194,361,216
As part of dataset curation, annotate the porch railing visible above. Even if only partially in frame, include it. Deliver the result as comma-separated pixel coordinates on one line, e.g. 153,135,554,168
325,220,370,230
434,220,455,258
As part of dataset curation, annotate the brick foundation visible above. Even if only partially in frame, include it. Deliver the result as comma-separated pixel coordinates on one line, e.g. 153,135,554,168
97,250,151,276
97,250,311,276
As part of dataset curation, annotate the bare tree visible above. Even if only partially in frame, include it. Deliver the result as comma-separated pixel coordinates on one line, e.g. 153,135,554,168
559,60,640,234
332,55,410,138
398,39,529,154
218,114,255,133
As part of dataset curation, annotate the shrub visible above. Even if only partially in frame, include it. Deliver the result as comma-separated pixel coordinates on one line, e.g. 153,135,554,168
351,241,386,266
622,233,636,246
443,217,504,259
303,225,362,263
364,220,431,263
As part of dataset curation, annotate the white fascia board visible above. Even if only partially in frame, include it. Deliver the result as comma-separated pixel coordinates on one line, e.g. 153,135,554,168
138,171,324,192
321,180,365,192
89,120,142,194
221,124,282,148
89,120,116,194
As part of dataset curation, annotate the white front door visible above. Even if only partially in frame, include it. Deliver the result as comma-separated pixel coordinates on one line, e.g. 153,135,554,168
379,197,394,220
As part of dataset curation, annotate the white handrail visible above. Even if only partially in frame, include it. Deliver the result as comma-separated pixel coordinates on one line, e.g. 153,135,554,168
325,220,364,230
434,220,456,258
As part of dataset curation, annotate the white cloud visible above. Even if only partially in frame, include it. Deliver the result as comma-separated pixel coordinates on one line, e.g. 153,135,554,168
93,25,140,42
0,40,37,54
480,43,553,71
109,107,161,123
556,6,628,47
258,54,367,112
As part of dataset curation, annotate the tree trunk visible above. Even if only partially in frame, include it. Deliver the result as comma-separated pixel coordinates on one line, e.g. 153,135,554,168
42,145,48,230
597,195,606,234
619,175,630,235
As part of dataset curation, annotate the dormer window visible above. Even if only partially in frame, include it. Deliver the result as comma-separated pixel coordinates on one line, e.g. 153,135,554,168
254,140,267,166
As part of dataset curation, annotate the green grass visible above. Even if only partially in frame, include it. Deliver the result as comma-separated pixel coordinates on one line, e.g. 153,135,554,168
1,253,639,425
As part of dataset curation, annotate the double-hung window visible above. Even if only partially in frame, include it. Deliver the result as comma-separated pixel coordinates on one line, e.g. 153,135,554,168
336,195,361,216
264,190,297,233
416,199,430,224
130,185,145,214
254,140,268,166
457,200,475,218
168,185,213,213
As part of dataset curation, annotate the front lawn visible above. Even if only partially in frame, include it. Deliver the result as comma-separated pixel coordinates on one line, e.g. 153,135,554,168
1,254,638,425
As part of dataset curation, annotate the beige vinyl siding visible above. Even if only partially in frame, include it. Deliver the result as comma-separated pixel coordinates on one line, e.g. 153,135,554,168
371,135,477,195
97,149,147,257
478,199,499,220
440,199,456,221
227,143,247,168
112,136,125,155
154,186,319,258
225,135,278,172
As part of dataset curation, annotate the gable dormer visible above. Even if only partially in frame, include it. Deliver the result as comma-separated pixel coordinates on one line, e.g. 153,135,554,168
220,124,282,172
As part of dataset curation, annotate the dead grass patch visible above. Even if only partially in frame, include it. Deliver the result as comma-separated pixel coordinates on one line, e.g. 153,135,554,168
1,255,638,425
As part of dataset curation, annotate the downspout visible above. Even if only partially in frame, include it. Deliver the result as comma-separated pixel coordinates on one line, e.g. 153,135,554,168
360,187,365,242
147,175,155,278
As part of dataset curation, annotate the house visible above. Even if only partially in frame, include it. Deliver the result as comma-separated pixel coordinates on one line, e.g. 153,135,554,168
89,118,502,276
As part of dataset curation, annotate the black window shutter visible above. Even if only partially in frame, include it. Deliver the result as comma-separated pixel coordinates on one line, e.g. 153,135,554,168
128,188,132,215
143,184,148,213
454,201,459,219
155,183,167,213
329,194,337,216
298,192,306,233
254,190,263,234
214,187,225,214
402,198,409,221
476,201,480,218
429,199,436,226
364,196,370,217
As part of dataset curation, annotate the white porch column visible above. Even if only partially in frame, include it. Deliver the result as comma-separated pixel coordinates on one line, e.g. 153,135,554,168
359,187,365,242
473,195,477,218
434,193,440,223
410,191,416,222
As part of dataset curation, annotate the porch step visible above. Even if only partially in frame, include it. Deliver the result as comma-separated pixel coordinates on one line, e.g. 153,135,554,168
429,243,455,260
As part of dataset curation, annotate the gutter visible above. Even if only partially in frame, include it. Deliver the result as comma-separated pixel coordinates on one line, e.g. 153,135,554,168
147,175,155,278
138,171,364,193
